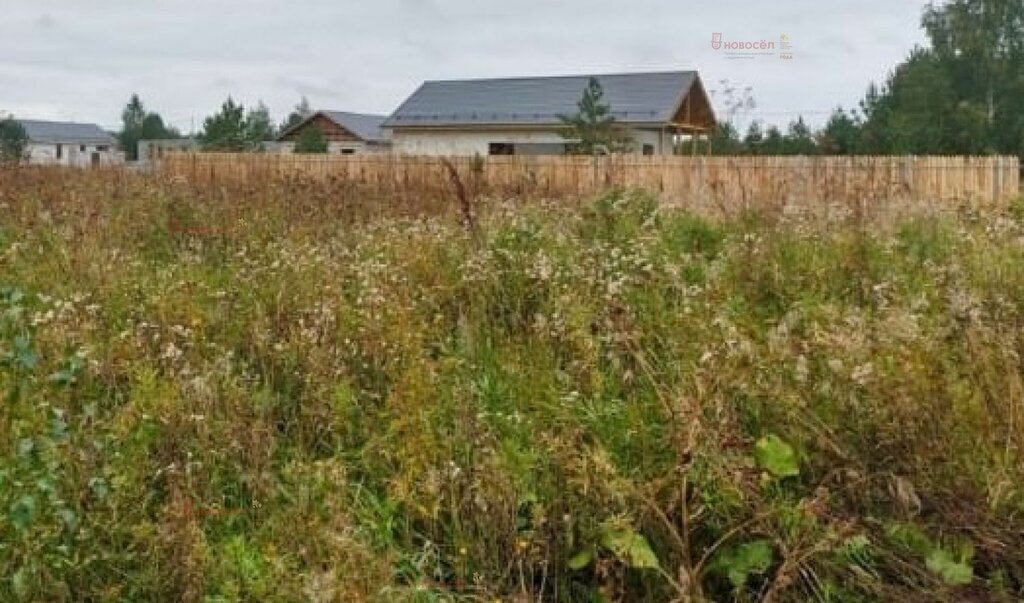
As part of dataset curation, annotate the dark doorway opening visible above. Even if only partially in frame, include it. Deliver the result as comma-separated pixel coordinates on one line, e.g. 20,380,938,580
488,143,515,156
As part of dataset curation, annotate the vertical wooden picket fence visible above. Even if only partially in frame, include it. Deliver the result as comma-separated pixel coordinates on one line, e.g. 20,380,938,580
160,153,1021,212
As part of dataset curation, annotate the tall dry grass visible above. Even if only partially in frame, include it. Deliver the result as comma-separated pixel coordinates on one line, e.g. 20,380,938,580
1,166,1023,601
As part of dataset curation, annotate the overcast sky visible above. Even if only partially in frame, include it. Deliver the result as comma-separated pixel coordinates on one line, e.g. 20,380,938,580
1,0,929,133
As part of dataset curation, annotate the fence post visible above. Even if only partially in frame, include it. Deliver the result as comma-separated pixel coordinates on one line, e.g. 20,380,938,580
993,156,1001,204
901,155,913,199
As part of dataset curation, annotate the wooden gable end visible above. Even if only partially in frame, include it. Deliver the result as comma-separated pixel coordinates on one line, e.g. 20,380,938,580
280,114,361,143
671,77,717,133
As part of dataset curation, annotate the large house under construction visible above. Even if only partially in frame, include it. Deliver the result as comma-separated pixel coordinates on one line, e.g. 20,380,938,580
382,70,716,156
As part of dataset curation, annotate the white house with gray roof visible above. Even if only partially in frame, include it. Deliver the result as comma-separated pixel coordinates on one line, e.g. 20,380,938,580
17,119,122,166
382,70,716,156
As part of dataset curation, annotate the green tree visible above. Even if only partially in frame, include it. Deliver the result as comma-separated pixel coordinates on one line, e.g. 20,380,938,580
245,102,276,149
200,97,249,151
681,115,820,156
924,0,1024,157
117,94,179,161
294,125,328,154
818,108,862,154
201,98,279,151
760,125,785,154
281,96,313,132
141,113,179,141
0,117,29,164
857,0,1024,157
743,122,764,154
560,77,633,155
703,122,746,155
782,117,818,155
858,49,976,154
118,94,147,161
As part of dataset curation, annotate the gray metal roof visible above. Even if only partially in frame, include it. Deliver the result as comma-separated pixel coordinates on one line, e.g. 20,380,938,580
277,111,390,142
321,111,390,142
17,119,115,145
383,71,700,129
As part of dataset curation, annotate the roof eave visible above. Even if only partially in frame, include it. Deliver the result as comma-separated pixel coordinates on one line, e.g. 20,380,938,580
277,111,330,142
383,119,685,131
29,138,115,145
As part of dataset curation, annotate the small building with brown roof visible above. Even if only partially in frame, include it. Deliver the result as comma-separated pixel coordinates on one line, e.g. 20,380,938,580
277,110,391,155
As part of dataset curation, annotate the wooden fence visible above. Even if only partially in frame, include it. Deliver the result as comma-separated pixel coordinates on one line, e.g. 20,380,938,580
160,153,1021,212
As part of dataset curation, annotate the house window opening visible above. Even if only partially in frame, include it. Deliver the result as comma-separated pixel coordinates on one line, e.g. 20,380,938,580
488,142,515,156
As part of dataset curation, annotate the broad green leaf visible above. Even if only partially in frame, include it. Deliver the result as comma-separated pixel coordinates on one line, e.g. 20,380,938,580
568,547,595,570
600,527,660,569
754,435,800,478
926,548,973,585
710,539,775,589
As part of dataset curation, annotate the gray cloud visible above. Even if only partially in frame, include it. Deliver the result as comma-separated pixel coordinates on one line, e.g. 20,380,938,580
32,14,57,29
0,1,928,131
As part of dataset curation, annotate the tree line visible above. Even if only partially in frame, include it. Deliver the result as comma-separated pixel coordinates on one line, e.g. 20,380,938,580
112,94,319,160
2,0,1021,163
681,0,1023,157
89,0,1024,162
0,95,320,163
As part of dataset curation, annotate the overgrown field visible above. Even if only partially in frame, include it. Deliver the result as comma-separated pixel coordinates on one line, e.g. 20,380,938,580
1,168,1023,602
